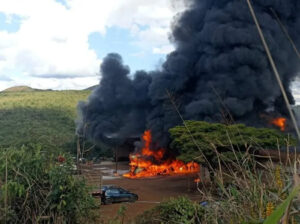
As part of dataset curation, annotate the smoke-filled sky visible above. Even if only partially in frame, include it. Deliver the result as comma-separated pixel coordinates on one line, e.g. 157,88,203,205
0,0,185,91
78,0,300,147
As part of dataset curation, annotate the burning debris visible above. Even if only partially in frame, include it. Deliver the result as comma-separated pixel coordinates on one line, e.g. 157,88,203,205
271,117,287,131
194,178,201,183
123,130,199,178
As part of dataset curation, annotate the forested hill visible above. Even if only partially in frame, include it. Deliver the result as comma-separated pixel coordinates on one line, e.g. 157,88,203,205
0,90,90,152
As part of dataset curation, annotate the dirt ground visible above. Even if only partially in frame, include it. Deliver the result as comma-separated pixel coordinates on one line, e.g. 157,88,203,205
98,162,202,223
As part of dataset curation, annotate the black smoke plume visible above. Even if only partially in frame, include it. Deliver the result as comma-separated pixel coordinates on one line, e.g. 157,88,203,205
77,0,300,147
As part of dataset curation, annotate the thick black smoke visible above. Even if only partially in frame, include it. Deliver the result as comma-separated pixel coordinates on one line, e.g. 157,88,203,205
77,0,300,147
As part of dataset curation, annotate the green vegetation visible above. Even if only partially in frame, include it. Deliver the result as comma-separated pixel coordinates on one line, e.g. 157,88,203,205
264,183,300,224
0,145,98,223
135,197,204,224
3,85,40,92
169,120,296,167
0,90,90,153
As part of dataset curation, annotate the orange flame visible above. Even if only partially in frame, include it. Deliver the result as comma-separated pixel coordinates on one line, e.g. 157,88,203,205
271,117,286,131
194,178,201,183
123,130,200,179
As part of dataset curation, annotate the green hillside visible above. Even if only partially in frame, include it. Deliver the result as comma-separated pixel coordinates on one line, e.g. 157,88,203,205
0,90,91,152
3,85,40,92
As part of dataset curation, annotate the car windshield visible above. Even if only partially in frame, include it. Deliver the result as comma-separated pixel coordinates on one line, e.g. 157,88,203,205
102,186,130,194
101,185,114,191
107,189,119,194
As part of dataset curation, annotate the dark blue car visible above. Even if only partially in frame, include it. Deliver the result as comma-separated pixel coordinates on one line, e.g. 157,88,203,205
101,186,138,204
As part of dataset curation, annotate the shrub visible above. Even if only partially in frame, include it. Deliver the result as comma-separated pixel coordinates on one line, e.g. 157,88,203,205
135,197,204,224
0,145,98,223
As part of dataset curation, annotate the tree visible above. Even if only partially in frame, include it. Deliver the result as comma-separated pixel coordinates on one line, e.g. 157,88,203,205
169,121,296,169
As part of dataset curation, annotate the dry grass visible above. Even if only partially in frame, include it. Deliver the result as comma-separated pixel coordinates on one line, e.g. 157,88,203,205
195,146,300,223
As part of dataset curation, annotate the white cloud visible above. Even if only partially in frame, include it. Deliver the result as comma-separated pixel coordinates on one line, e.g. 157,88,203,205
291,78,300,105
153,45,175,55
109,0,184,55
0,0,184,90
1,76,100,91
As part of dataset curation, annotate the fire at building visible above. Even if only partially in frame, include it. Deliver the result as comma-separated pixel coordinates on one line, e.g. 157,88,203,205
123,130,199,179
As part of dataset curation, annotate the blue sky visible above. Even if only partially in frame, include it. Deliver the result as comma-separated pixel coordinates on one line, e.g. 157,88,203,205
0,13,22,33
88,27,164,73
0,0,179,90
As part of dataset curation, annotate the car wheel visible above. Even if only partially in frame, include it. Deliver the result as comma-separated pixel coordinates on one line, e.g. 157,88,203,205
104,199,113,205
129,196,137,203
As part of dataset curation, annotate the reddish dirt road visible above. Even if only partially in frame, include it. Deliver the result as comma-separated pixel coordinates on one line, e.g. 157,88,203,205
98,162,202,223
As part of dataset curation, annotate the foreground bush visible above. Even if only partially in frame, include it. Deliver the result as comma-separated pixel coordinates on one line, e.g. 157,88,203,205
0,145,98,223
135,197,204,224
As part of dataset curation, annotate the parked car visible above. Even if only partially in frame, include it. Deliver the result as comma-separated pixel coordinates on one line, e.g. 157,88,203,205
101,185,116,192
101,185,138,204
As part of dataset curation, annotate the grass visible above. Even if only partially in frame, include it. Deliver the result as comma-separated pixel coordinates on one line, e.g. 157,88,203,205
0,90,91,152
198,155,300,223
